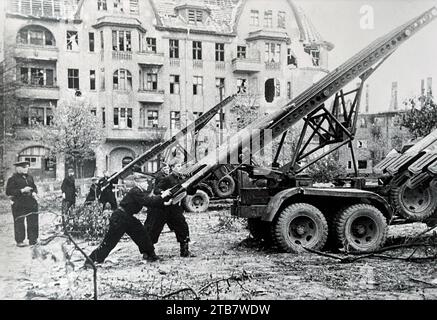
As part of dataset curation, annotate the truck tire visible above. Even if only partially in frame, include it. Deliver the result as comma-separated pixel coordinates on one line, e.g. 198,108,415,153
273,203,328,253
212,175,236,198
335,204,387,252
248,218,273,244
390,183,437,221
183,190,210,213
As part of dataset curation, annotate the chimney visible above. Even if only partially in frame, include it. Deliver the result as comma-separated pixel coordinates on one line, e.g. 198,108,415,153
427,77,433,98
390,81,398,111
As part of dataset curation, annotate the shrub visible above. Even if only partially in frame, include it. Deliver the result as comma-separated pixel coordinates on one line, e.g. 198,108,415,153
63,201,111,241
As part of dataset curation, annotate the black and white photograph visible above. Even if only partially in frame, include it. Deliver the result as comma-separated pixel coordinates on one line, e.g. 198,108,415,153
0,0,437,308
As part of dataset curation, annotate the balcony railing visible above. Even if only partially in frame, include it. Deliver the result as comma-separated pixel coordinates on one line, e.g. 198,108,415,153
193,60,203,68
215,61,226,70
170,58,180,67
137,89,165,103
112,51,132,60
136,51,165,65
265,61,281,70
14,45,59,61
15,84,60,100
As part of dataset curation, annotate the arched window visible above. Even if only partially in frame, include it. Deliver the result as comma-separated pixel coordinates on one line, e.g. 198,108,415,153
17,25,56,46
113,69,132,91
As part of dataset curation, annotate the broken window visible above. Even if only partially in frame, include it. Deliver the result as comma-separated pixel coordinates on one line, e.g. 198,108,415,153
169,39,179,58
287,81,292,99
147,110,159,128
113,0,123,12
170,75,180,94
216,78,225,100
275,79,281,97
20,67,55,86
170,111,181,130
304,47,321,66
67,31,79,51
237,78,247,94
193,41,202,60
18,26,55,46
113,69,132,91
146,37,157,53
237,46,246,59
193,76,203,95
97,0,107,11
215,43,225,62
287,48,297,67
146,73,158,91
265,42,281,63
112,30,131,51
113,107,133,129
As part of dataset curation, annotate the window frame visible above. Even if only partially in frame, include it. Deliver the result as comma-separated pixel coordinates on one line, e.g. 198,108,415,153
67,68,79,90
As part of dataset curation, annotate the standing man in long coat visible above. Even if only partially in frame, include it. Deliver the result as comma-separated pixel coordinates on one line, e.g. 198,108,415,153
5,161,39,247
61,168,77,215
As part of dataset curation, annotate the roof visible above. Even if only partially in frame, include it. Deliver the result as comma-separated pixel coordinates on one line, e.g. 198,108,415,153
150,0,331,48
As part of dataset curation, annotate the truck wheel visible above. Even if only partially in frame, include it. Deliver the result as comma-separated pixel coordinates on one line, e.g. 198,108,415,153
212,175,236,198
183,190,210,213
273,203,328,253
391,183,437,221
248,218,273,244
335,204,387,252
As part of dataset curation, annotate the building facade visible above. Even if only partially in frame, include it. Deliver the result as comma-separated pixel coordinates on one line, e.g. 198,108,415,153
1,0,332,182
338,110,411,175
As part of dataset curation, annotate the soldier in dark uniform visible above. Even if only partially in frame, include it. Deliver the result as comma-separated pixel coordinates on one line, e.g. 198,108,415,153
61,168,77,215
145,162,194,257
98,171,117,210
5,161,39,247
85,177,101,204
86,173,172,265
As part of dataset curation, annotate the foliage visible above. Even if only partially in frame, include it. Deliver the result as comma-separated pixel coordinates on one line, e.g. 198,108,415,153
368,124,389,162
63,201,111,241
401,95,437,139
306,154,346,183
33,97,105,172
229,93,260,131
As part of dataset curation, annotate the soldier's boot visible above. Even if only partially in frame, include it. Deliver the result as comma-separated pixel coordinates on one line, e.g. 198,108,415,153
180,241,196,257
143,251,161,262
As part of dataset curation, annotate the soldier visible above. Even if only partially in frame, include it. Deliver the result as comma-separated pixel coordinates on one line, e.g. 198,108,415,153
85,173,172,265
85,177,101,204
98,171,117,210
5,161,39,247
145,161,194,257
61,168,77,215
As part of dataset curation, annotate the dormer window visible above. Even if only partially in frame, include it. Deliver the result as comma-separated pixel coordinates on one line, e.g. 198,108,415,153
188,9,203,24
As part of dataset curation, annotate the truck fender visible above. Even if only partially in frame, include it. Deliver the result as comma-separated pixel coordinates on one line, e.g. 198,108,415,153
262,187,393,223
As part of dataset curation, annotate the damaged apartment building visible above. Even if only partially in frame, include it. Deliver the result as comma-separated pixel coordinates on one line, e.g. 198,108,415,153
0,0,333,183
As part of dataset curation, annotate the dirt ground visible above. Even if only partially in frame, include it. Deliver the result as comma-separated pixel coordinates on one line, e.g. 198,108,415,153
0,199,436,300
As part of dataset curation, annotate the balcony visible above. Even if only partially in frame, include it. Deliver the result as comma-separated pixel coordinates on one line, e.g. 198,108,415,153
112,51,133,61
14,45,59,61
136,51,164,66
106,127,166,142
137,89,165,103
15,85,60,100
169,58,181,67
231,57,262,73
193,60,203,69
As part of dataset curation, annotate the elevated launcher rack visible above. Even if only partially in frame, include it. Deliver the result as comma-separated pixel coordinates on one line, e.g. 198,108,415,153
167,7,437,202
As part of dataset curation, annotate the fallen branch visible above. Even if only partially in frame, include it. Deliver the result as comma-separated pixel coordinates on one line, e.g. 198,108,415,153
410,278,437,288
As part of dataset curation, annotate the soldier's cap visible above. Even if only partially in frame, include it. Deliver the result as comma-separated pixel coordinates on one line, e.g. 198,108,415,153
13,161,30,167
91,176,100,181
